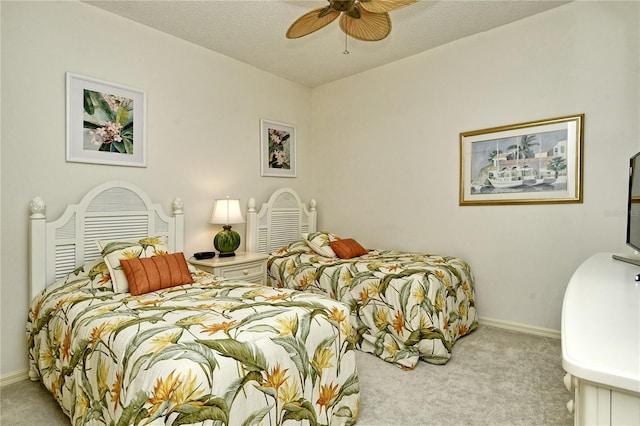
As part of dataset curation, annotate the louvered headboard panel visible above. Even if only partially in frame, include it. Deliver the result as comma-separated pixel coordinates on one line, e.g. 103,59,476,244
29,181,184,299
246,188,316,254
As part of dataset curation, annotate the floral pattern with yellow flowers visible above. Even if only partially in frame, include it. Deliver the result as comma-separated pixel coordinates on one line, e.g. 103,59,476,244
27,256,359,426
268,246,479,369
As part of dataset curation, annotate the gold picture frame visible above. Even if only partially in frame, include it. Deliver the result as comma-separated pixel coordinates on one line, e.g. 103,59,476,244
459,114,584,206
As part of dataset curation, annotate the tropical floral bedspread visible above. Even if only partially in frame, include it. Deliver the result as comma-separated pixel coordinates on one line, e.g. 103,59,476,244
267,242,479,369
27,257,360,426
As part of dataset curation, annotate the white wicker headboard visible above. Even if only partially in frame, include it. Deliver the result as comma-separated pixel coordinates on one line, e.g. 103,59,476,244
29,181,184,299
245,188,317,254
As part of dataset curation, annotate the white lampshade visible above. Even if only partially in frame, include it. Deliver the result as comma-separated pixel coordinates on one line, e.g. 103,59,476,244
209,197,245,225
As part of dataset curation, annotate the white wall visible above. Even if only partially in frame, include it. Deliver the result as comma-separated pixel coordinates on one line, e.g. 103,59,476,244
311,1,640,332
0,1,313,377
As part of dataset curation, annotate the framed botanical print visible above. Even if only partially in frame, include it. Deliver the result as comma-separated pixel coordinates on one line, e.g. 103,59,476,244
66,73,146,167
260,118,296,177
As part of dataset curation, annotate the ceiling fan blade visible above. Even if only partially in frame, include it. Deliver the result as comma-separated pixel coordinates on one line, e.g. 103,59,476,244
339,7,391,41
358,0,417,14
286,7,341,39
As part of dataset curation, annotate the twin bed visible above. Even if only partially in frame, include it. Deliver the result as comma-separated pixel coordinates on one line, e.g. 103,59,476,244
245,188,478,369
27,182,478,425
27,182,359,426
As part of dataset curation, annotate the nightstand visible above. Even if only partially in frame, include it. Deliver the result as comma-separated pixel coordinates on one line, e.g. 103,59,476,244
189,252,269,285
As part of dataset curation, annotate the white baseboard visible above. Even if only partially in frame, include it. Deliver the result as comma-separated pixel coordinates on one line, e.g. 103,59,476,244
0,369,30,387
479,316,561,339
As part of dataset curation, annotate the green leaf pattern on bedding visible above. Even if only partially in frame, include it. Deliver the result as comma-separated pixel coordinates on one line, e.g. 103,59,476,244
27,257,360,425
267,246,479,369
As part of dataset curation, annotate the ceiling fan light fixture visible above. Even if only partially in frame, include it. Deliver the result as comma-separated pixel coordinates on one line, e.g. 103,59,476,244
329,0,356,12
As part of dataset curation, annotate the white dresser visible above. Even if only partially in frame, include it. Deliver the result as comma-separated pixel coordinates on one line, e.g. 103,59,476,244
562,253,640,425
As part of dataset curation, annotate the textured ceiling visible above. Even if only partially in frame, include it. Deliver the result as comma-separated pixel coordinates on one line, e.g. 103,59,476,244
86,0,570,88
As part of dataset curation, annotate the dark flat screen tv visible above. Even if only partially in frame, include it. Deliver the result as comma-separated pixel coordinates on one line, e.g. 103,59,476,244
613,152,640,265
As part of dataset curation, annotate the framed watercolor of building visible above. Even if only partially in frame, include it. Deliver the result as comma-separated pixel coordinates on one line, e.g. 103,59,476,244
460,114,584,206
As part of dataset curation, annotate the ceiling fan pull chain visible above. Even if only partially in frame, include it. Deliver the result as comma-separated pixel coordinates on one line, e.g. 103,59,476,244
343,30,350,55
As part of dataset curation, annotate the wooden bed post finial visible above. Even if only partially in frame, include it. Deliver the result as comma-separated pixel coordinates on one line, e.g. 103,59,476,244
172,197,184,215
30,196,46,218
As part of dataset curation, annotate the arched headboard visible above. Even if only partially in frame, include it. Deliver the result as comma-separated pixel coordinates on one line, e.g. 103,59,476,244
245,188,317,254
29,181,184,299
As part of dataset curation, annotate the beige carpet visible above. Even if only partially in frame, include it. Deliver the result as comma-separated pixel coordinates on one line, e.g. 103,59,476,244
0,325,573,425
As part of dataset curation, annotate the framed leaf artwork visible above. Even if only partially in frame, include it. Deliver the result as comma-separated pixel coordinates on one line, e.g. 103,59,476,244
260,118,296,177
66,73,146,167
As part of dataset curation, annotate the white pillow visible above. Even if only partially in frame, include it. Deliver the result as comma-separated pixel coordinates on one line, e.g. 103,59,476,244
96,236,169,293
301,231,339,257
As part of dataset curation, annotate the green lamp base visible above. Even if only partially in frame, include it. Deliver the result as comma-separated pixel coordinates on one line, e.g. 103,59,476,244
214,225,240,258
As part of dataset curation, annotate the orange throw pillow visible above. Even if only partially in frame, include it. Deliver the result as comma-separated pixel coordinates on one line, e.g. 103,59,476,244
329,238,368,259
120,252,194,296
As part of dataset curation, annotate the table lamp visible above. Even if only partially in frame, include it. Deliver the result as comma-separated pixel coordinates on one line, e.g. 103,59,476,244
209,197,245,257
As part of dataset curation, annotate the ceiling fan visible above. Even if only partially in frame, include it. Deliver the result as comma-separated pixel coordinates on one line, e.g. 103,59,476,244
286,0,418,42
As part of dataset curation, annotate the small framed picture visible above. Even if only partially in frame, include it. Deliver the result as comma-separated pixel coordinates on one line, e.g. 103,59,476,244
260,118,296,177
66,73,146,167
460,114,584,205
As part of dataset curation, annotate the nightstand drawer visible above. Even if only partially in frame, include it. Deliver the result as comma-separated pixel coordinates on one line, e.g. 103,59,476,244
217,261,265,280
189,252,269,286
